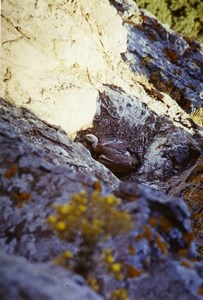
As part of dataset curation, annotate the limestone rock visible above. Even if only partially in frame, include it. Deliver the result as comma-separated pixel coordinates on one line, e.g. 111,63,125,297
2,0,202,139
1,0,126,136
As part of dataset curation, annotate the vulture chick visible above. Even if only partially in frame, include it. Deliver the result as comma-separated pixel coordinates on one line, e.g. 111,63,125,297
85,134,138,175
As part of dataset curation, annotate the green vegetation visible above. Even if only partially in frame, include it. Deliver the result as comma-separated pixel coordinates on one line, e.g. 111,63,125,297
47,190,133,298
136,0,203,42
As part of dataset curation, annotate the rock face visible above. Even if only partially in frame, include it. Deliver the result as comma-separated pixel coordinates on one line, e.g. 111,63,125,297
0,251,104,300
2,0,203,137
1,0,126,137
123,9,203,110
77,85,201,191
168,155,203,260
0,99,119,191
1,0,203,299
0,103,203,299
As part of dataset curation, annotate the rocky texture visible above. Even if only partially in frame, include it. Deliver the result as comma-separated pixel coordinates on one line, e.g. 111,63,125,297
0,111,193,259
0,99,119,190
167,155,203,260
77,85,202,191
1,0,126,136
0,101,120,260
0,251,104,300
1,0,203,299
2,0,203,138
0,107,203,299
126,260,203,300
115,0,203,110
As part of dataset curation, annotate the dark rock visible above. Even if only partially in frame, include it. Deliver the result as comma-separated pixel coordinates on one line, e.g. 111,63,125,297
77,85,201,189
120,6,203,111
167,155,203,260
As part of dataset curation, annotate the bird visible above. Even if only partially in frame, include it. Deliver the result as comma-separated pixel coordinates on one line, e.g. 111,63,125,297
85,134,138,175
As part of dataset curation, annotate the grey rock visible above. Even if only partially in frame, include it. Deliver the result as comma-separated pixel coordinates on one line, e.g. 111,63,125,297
122,8,203,110
0,99,119,190
0,110,103,261
127,259,203,300
1,100,203,300
0,251,104,300
77,85,201,190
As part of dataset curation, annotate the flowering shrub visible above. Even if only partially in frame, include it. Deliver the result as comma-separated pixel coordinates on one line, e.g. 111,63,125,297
47,190,133,297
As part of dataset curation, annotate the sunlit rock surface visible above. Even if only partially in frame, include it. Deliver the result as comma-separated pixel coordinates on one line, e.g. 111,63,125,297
2,0,202,137
1,0,126,136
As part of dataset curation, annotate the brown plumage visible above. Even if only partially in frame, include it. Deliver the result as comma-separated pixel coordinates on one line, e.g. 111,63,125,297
85,134,138,175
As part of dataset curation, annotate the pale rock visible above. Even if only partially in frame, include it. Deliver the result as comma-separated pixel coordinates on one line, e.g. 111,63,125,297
1,0,127,137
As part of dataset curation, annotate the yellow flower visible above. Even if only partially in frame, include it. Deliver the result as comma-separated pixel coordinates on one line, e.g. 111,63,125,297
56,221,66,231
105,255,115,264
47,215,57,224
110,288,129,300
92,219,103,228
106,195,121,206
115,273,124,281
47,190,133,283
58,204,72,215
53,257,61,266
64,250,73,259
81,222,91,235
111,263,121,273
72,191,87,203
87,276,100,292
80,197,88,205
106,196,115,205
79,205,87,213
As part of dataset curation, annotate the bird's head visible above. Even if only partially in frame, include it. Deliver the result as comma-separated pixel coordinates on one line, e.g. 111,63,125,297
85,134,99,149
